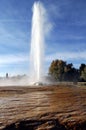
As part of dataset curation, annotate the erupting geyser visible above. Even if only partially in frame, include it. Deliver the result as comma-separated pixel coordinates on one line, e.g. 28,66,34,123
30,1,46,84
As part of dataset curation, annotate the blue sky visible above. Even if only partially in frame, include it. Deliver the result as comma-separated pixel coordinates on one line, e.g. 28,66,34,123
0,0,86,76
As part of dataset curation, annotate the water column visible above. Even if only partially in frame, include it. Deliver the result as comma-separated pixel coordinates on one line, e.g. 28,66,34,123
30,1,45,83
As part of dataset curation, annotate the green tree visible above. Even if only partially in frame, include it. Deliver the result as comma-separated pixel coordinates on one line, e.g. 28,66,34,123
79,64,86,81
81,66,86,81
49,59,66,81
49,59,79,82
79,64,86,75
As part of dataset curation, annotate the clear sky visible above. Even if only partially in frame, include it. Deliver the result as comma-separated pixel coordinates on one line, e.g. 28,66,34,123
0,0,86,76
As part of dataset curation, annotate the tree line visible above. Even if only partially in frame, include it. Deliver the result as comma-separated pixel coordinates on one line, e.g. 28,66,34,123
49,59,86,82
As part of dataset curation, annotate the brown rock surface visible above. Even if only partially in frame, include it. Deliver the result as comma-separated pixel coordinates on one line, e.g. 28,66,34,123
0,85,86,130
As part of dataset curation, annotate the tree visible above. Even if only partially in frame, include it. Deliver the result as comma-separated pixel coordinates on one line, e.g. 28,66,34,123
80,66,86,81
49,59,79,82
79,64,86,81
49,60,66,81
79,64,86,74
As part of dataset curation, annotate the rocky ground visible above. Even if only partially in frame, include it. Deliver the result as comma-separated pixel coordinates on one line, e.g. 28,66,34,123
0,84,86,130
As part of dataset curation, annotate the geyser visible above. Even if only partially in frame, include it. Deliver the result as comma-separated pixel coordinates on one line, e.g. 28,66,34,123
30,1,45,84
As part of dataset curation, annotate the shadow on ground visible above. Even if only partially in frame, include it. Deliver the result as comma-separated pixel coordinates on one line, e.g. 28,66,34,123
3,119,66,130
3,118,86,130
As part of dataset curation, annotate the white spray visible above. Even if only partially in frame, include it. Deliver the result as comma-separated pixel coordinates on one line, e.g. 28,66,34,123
30,1,46,83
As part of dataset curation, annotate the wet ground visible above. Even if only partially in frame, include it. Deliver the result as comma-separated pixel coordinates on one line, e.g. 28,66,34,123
0,85,86,130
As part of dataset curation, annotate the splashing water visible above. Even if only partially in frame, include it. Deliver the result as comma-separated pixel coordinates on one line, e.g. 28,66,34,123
30,1,46,84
